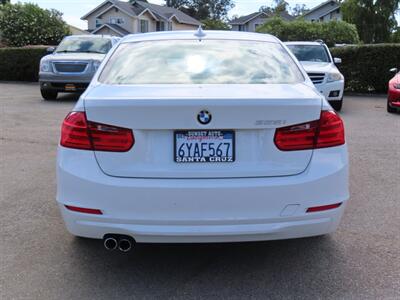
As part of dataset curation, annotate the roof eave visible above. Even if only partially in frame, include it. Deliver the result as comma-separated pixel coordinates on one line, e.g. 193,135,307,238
95,4,137,19
302,0,339,17
137,8,159,21
229,12,269,26
81,0,113,20
92,24,124,36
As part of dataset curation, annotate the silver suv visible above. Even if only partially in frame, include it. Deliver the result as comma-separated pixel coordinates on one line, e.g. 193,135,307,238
39,35,120,100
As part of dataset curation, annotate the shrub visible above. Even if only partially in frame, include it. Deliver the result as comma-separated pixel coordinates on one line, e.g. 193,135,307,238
331,44,400,93
0,46,48,81
201,19,230,30
256,18,360,47
0,3,69,47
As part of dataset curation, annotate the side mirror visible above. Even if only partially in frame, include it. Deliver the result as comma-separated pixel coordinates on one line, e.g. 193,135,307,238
334,57,342,64
389,68,398,73
46,47,55,53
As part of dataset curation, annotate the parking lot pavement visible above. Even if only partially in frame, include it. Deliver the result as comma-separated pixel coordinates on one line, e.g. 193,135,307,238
0,82,399,299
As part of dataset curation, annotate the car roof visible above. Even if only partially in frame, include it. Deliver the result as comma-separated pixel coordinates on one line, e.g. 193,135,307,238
284,41,325,46
120,30,280,44
65,35,115,39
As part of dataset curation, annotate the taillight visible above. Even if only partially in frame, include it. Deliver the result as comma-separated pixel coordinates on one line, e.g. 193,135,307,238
60,112,92,150
60,112,134,152
315,111,345,148
274,110,345,151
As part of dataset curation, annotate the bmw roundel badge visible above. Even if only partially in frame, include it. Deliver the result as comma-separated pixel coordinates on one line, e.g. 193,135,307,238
197,110,212,125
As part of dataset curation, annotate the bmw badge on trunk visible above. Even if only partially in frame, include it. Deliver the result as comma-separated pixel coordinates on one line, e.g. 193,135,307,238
197,110,212,125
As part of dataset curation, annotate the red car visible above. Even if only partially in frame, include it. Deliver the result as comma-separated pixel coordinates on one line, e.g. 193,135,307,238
388,68,400,113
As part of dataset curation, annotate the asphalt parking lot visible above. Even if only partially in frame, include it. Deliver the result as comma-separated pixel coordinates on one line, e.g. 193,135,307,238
1,82,399,299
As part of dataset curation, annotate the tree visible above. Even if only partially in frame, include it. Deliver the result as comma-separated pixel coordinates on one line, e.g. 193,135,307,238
341,0,399,43
1,0,10,5
165,0,234,20
201,18,230,30
259,5,273,14
256,17,360,47
165,0,189,8
0,3,70,47
259,0,289,15
291,4,309,17
273,0,289,15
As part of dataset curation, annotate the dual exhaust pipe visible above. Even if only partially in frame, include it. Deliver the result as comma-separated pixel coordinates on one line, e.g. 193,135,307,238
103,234,135,252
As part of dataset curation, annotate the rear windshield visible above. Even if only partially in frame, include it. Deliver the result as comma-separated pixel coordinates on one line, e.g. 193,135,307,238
286,45,331,63
99,40,304,84
56,37,112,54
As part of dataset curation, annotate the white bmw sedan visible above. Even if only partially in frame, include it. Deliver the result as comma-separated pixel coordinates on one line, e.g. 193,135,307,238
57,30,349,251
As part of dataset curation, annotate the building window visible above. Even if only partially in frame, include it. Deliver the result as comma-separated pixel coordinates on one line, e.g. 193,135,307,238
110,17,124,25
156,21,165,31
95,18,102,28
168,22,172,31
238,25,244,31
140,19,149,33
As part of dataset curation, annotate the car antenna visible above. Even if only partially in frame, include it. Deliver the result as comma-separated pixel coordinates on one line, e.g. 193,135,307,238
194,25,206,41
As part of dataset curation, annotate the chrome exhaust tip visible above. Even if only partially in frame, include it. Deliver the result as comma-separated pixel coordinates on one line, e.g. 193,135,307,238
118,238,133,252
103,237,118,251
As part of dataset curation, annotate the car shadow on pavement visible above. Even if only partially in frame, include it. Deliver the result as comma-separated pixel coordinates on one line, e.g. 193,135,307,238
66,235,354,298
42,93,81,103
58,93,81,102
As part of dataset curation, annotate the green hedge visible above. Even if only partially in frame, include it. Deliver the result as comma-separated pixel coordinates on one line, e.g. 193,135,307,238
257,18,360,47
0,47,48,81
331,44,400,93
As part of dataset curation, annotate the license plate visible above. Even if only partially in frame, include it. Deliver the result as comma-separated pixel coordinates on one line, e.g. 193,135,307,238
174,130,235,163
65,84,76,91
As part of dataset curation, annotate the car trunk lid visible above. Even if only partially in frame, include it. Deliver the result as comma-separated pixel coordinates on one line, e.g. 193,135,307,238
84,83,322,178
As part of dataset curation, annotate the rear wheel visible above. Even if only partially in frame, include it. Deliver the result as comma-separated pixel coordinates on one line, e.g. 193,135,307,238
41,89,58,100
387,100,396,113
329,99,343,111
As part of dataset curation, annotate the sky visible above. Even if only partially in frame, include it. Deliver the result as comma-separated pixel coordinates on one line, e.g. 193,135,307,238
10,0,400,29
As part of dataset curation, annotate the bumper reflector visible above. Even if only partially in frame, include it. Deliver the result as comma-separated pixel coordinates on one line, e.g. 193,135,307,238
306,202,342,213
65,205,103,215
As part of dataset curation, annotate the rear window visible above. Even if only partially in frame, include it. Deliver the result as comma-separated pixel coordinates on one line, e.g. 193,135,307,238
99,40,304,84
286,44,331,63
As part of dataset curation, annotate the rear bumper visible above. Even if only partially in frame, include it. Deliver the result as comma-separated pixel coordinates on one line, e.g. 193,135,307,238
389,101,400,108
56,145,349,243
59,204,346,243
315,80,344,101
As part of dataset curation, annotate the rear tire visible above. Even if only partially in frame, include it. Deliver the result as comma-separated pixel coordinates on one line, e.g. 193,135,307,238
41,89,58,100
330,100,343,111
387,100,396,113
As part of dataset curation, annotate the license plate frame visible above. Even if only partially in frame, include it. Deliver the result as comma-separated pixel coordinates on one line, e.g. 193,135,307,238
65,84,76,91
174,130,235,163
